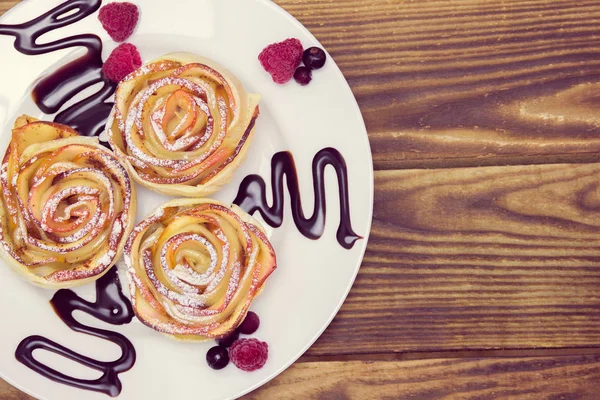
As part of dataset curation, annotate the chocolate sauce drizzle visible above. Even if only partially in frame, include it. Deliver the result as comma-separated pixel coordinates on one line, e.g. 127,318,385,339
0,0,363,250
234,147,361,249
3,0,360,395
0,0,115,138
15,268,136,397
2,1,134,396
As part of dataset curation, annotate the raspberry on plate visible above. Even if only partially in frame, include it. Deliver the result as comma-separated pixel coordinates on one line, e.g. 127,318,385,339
102,43,142,83
229,338,268,372
98,2,139,42
258,38,303,84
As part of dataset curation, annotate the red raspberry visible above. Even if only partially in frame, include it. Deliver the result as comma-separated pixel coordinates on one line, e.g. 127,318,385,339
102,43,142,83
258,38,303,84
229,338,268,372
98,2,139,42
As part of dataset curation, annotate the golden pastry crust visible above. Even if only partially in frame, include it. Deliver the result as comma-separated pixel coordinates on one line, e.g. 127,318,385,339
107,52,261,197
125,198,276,341
0,115,136,288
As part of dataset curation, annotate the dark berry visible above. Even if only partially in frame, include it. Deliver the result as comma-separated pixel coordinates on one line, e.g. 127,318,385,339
238,311,260,334
293,66,312,86
302,47,326,69
206,346,229,370
216,331,239,347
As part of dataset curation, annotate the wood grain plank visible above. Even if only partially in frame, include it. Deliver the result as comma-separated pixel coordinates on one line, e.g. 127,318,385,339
0,0,17,14
245,356,600,399
3,355,599,399
275,0,600,168
308,162,600,355
0,379,31,400
3,0,600,167
1,0,599,399
1,0,597,356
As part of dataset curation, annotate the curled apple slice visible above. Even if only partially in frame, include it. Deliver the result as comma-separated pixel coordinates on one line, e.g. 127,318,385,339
125,198,276,341
0,116,136,288
107,52,261,197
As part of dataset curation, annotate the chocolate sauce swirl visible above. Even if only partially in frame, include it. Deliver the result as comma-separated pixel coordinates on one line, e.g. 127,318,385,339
1,1,134,396
234,147,361,249
0,0,363,250
2,0,360,395
0,0,114,137
15,268,136,397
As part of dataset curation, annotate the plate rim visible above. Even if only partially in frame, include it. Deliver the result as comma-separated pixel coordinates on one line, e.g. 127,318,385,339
0,0,375,399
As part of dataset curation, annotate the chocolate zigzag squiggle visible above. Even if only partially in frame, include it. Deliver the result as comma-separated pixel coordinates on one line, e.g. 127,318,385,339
0,1,134,396
0,0,362,250
15,268,136,397
0,0,114,137
234,147,361,249
1,0,361,396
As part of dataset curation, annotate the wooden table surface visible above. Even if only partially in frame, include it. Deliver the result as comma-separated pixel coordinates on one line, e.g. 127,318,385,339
2,0,600,398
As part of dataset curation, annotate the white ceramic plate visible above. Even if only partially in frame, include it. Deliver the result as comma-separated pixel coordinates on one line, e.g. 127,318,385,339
0,0,373,399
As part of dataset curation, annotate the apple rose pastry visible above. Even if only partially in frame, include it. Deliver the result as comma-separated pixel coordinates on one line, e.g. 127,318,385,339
0,116,136,288
107,52,261,197
125,198,276,341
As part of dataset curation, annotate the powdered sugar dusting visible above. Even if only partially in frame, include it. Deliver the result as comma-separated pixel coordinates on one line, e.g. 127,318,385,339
125,200,275,338
0,134,134,282
110,58,252,189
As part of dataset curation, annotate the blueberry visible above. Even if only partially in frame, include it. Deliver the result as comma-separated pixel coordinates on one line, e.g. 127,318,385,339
293,66,312,86
206,346,229,370
238,311,260,334
216,331,239,348
302,47,326,69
